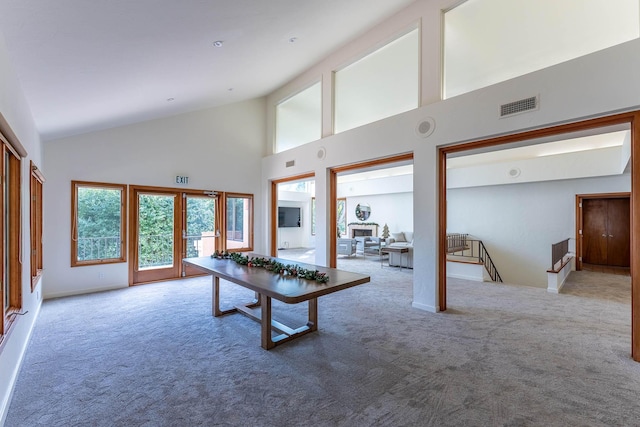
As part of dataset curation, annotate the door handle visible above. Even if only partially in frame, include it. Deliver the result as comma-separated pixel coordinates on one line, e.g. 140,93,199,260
609,235,614,238
602,234,607,237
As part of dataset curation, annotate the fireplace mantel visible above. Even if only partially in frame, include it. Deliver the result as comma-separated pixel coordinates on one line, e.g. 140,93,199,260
349,224,378,238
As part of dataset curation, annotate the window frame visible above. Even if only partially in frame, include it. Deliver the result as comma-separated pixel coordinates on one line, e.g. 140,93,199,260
71,181,127,267
30,161,44,290
222,192,254,253
0,134,22,343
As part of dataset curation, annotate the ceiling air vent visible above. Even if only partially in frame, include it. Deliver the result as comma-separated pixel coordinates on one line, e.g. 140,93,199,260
500,96,538,118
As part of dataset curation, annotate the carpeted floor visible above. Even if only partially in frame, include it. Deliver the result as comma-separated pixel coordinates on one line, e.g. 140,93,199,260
5,261,640,426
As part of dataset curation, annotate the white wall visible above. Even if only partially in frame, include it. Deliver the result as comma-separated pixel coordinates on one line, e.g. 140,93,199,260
43,98,266,299
0,25,44,425
262,0,640,313
448,146,627,189
448,174,630,288
345,193,413,236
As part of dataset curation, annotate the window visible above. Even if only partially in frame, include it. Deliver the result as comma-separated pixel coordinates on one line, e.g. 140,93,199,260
443,0,640,98
337,198,347,238
334,28,419,133
30,162,44,290
71,181,127,266
1,131,22,340
311,197,316,235
225,193,253,251
275,81,322,153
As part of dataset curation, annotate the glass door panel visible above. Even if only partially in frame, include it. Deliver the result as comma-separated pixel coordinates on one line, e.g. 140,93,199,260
226,196,252,250
138,194,175,269
183,195,219,276
132,190,181,284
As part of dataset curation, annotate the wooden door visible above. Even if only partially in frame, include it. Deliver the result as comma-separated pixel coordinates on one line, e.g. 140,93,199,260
583,199,608,265
582,198,630,267
606,198,630,266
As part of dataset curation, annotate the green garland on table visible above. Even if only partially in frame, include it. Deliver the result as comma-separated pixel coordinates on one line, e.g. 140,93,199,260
211,251,329,283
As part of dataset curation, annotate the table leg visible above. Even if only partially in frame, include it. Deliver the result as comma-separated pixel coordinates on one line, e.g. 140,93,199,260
261,295,275,350
212,275,221,316
308,298,318,331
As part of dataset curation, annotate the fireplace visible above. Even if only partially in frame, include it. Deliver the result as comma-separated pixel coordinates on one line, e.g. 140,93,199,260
349,224,378,238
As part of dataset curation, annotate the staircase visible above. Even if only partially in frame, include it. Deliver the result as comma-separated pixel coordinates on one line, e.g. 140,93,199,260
446,233,503,283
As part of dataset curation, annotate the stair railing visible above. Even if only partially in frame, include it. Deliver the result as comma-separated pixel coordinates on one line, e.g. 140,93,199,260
446,233,503,283
549,238,571,272
477,240,503,283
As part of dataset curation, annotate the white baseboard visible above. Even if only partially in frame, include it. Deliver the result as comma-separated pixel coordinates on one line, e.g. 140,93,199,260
446,272,485,282
44,284,127,300
412,301,438,313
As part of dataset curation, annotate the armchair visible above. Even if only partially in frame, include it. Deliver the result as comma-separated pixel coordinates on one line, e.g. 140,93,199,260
337,238,357,257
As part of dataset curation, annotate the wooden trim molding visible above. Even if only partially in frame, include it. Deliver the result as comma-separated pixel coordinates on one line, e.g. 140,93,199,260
223,192,254,253
72,181,127,268
30,161,44,290
330,153,413,174
438,148,447,311
631,113,640,361
329,171,337,268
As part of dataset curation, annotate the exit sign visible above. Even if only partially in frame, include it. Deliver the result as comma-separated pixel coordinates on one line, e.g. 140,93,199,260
175,175,189,185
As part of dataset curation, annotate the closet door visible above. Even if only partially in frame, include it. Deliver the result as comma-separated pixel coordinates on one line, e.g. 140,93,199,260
606,198,630,267
582,198,630,267
583,199,608,265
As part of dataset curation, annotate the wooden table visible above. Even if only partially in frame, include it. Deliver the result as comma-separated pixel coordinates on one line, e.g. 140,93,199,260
380,246,409,269
183,255,370,350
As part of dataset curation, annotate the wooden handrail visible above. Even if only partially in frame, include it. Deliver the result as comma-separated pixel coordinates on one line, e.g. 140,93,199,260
549,238,571,272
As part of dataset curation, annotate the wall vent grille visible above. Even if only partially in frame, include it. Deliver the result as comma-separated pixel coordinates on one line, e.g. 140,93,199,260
285,160,295,168
500,96,538,117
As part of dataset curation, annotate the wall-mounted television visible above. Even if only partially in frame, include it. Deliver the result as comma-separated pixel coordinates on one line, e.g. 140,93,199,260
278,206,301,228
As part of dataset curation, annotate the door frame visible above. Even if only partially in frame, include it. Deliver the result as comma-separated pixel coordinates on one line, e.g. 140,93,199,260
128,185,222,285
270,173,315,256
575,192,630,271
328,153,414,268
438,110,640,362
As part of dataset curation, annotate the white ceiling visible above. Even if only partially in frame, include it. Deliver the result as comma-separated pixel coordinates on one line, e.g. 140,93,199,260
0,0,415,141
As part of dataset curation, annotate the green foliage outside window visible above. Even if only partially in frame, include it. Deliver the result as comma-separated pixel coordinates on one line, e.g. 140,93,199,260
137,194,174,268
77,187,122,261
227,197,244,241
186,197,216,257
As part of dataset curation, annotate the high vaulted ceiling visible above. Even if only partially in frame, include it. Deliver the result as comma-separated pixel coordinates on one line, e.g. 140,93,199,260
0,0,415,141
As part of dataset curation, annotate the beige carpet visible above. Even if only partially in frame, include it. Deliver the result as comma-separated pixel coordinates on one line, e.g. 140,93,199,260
5,261,639,426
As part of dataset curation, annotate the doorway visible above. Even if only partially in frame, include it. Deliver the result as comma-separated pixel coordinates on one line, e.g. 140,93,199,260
270,173,315,259
578,193,630,270
129,185,221,285
438,110,640,362
329,153,414,268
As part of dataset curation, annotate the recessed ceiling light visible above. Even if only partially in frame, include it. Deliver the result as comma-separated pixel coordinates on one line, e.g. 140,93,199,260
167,98,175,102
213,40,223,47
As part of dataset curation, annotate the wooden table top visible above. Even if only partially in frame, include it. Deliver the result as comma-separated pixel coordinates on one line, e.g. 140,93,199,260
183,255,370,304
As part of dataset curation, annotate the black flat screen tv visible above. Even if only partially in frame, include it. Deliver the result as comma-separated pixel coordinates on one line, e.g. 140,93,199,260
278,206,301,228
